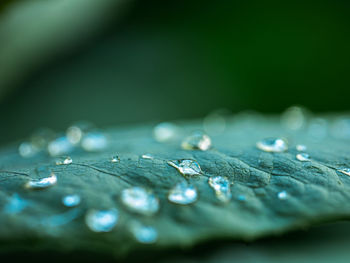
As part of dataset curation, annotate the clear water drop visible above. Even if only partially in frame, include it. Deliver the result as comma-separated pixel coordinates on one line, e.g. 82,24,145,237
153,122,178,142
203,109,228,135
168,159,201,176
85,209,118,232
18,142,38,158
121,187,159,215
130,221,158,244
278,190,288,200
181,131,212,151
55,156,73,165
81,132,107,152
48,136,74,157
141,154,154,160
296,144,307,152
30,128,56,150
111,155,120,163
168,182,198,205
296,153,310,162
25,169,57,190
338,168,350,176
256,138,288,153
208,176,232,202
3,193,29,214
62,194,81,207
66,121,94,145
281,106,307,130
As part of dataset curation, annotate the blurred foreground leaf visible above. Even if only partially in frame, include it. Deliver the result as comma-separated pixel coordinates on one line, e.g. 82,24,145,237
1,114,350,259
0,0,130,98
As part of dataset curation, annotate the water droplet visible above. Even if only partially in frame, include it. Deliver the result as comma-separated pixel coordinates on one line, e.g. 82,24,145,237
168,159,201,176
55,156,73,165
278,190,288,200
181,131,212,151
30,128,56,150
168,182,198,205
111,155,120,163
121,187,159,215
141,154,154,160
66,121,94,145
81,132,107,152
256,138,288,153
62,194,81,207
338,168,350,176
130,221,158,244
281,106,307,130
203,109,229,135
85,209,118,232
48,136,74,157
19,142,38,158
208,176,232,202
3,193,29,214
25,170,57,190
296,153,310,162
296,144,307,152
153,122,178,142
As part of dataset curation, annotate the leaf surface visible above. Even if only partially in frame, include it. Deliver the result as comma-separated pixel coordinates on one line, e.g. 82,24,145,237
0,114,350,257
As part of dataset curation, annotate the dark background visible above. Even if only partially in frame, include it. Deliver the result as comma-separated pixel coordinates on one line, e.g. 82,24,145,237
0,0,349,146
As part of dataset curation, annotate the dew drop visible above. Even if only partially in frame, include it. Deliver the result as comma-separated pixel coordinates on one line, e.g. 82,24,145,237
130,221,158,244
111,155,120,163
278,190,288,200
55,156,73,165
62,194,81,207
48,136,74,157
296,153,311,162
81,132,107,152
181,131,212,151
3,193,29,214
168,182,198,205
203,110,228,135
296,144,307,152
121,187,159,215
168,159,201,176
19,142,38,158
66,121,94,145
256,138,288,153
30,128,56,150
281,106,307,130
85,209,118,232
25,168,57,190
208,176,232,202
153,122,178,142
338,168,350,176
141,154,154,160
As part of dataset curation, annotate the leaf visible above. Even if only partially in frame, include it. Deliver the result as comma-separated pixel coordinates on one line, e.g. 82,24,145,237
0,114,350,258
163,221,350,263
0,0,130,98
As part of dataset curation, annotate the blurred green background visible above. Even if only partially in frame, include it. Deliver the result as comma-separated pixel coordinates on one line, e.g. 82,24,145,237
0,0,349,146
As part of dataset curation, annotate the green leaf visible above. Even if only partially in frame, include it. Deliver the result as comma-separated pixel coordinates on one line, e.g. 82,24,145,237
0,114,350,258
0,0,130,98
